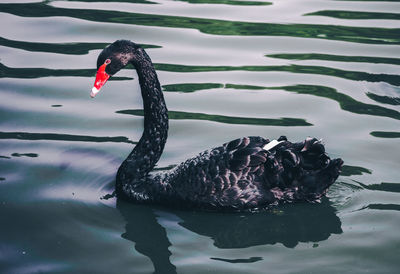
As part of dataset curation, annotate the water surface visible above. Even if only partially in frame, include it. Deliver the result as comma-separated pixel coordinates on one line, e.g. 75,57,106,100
0,0,399,273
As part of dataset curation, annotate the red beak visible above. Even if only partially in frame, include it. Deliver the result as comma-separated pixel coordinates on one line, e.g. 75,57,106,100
91,63,110,98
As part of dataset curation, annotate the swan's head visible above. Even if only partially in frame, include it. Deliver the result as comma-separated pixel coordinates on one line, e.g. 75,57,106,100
91,40,139,97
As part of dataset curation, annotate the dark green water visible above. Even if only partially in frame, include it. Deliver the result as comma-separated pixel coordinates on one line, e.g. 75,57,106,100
0,0,399,273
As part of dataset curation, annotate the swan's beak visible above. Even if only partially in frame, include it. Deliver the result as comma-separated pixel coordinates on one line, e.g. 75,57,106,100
91,63,110,98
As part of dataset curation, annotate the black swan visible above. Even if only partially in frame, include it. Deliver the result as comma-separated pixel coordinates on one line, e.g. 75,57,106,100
91,40,343,210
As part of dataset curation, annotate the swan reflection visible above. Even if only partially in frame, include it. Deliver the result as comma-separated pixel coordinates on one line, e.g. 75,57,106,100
117,199,342,273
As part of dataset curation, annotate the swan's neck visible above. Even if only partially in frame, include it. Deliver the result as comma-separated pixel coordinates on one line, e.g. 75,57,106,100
117,48,168,193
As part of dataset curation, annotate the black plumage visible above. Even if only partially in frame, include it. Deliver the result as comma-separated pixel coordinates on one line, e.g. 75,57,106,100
92,40,343,210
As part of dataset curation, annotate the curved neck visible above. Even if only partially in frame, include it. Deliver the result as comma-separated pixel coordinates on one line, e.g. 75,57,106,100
117,48,168,188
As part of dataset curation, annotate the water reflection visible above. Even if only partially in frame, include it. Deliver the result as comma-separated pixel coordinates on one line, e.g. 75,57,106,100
370,131,400,138
4,59,399,87
154,63,400,86
163,83,224,93
210,256,263,263
0,62,131,80
65,0,157,4
357,181,400,193
270,85,400,121
340,164,371,176
266,53,400,65
1,2,399,45
0,36,160,55
117,200,342,273
0,131,137,144
10,153,38,158
365,204,400,211
117,109,312,127
162,83,400,121
117,202,176,274
176,0,272,5
306,10,400,20
366,92,400,106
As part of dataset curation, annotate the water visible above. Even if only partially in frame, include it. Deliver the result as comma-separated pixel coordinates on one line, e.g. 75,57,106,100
0,0,399,273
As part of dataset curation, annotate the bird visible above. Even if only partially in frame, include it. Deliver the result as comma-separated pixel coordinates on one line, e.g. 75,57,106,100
90,40,343,210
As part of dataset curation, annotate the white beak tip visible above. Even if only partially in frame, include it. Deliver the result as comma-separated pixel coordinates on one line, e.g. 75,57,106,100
90,87,99,98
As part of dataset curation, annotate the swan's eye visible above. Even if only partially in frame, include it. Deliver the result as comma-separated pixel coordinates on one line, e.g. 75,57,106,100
322,157,330,168
318,154,330,168
105,59,111,65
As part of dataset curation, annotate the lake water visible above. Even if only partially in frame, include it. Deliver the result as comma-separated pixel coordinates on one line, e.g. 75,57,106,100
1,0,399,273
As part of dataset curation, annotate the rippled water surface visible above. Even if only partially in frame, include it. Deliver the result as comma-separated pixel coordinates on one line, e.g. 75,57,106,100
1,0,400,273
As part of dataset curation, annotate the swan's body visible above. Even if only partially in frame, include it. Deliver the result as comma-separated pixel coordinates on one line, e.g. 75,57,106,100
92,40,343,210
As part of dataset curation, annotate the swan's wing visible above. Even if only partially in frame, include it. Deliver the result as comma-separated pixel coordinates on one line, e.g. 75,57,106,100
164,136,341,209
168,136,275,208
225,136,269,172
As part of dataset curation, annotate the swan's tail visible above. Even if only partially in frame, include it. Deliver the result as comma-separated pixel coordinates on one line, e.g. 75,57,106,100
264,136,343,202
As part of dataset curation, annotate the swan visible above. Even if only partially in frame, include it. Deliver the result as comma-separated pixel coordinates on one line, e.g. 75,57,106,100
91,40,343,210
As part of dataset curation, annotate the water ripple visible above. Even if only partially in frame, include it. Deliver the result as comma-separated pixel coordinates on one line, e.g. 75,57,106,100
305,10,400,20
0,62,131,80
116,109,313,126
2,61,399,87
370,131,400,138
162,83,400,121
176,0,272,5
357,181,400,193
366,92,400,105
154,63,400,86
0,36,161,55
0,131,137,144
1,2,399,44
266,53,400,65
